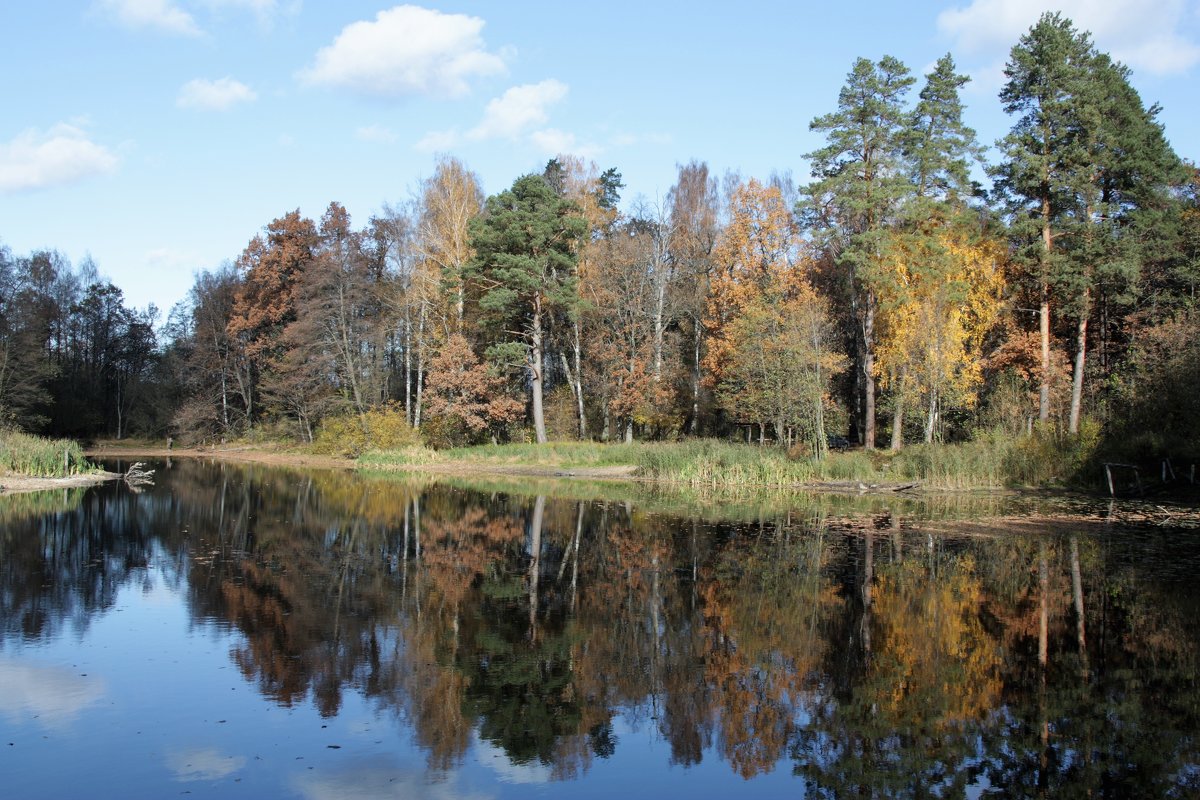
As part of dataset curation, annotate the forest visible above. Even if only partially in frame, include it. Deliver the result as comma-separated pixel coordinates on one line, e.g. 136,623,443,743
2,13,1197,471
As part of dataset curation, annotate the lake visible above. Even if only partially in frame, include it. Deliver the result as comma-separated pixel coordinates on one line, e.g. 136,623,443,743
1,458,1197,798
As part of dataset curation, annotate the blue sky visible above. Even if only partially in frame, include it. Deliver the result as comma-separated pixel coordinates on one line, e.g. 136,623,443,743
3,0,1199,313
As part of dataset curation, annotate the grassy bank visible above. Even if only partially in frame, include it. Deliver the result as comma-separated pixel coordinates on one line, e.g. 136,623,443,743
0,430,94,478
359,428,1102,491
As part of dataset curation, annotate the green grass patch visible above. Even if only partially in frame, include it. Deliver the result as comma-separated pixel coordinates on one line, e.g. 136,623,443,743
0,429,94,478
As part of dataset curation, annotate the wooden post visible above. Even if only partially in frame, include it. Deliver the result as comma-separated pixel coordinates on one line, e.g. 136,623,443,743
1105,463,1115,497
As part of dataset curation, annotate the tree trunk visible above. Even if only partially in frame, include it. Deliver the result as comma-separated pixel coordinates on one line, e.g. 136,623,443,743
1040,197,1052,423
814,393,828,459
403,316,412,424
861,530,874,659
689,320,702,435
528,495,545,633
862,291,877,450
530,295,547,444
890,377,905,451
220,371,230,431
559,317,587,440
1038,541,1049,668
414,303,428,428
1068,291,1089,435
924,388,938,444
653,280,667,383
573,319,586,439
1070,534,1087,663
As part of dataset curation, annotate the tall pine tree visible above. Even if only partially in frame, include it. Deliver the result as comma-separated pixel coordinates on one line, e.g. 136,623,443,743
466,174,586,444
803,56,915,449
996,13,1181,432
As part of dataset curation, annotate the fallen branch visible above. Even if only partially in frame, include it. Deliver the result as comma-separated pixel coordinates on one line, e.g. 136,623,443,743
124,462,155,487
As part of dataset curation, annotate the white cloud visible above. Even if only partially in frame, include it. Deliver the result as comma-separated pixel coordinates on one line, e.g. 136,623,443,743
468,80,568,140
95,0,202,37
417,79,569,151
300,5,506,97
355,124,397,143
0,659,107,729
529,128,601,159
177,77,257,111
938,0,1200,76
0,123,119,193
291,757,491,800
166,748,247,782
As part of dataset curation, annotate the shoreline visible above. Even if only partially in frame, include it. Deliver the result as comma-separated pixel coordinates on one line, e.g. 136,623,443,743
83,447,1199,504
2,447,1192,527
81,445,936,494
85,445,641,481
0,471,123,496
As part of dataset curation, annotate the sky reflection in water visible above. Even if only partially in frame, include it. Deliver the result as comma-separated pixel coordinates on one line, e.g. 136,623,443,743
0,459,1197,799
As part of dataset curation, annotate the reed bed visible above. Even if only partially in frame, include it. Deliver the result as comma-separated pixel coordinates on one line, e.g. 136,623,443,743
0,429,92,478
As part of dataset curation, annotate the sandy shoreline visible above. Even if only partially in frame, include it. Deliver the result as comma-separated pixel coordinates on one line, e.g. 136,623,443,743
0,471,123,496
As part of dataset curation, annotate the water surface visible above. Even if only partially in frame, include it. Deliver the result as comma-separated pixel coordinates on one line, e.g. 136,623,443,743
1,459,1197,798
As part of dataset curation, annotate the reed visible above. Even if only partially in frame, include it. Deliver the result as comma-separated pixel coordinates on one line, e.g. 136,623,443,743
0,429,92,478
360,429,1102,491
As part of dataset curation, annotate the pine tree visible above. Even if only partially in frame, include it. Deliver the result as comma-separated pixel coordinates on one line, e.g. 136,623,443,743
803,55,915,449
996,13,1182,432
466,174,587,444
993,13,1095,425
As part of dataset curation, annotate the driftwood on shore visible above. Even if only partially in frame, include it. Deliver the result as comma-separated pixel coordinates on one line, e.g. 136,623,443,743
124,462,155,488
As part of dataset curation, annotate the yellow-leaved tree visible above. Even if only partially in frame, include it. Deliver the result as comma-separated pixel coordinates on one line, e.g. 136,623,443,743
704,179,843,454
876,220,1005,446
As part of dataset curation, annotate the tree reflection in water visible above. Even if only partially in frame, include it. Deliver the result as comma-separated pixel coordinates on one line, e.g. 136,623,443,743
1,459,1197,796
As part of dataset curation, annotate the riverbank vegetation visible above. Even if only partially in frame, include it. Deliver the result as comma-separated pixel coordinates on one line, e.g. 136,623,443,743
359,425,1103,491
0,429,92,478
2,13,1197,491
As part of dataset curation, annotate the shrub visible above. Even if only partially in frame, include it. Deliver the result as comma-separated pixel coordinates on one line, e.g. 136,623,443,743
312,406,420,458
1003,419,1100,487
419,415,469,450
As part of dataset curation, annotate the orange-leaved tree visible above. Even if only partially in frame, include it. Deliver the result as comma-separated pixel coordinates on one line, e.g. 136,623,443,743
704,179,842,452
422,334,523,446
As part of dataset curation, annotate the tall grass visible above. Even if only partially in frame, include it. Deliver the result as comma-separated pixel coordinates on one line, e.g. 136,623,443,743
635,439,817,486
359,426,1103,491
0,429,92,477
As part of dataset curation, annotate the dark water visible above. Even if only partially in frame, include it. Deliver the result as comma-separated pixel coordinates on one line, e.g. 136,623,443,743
1,459,1198,799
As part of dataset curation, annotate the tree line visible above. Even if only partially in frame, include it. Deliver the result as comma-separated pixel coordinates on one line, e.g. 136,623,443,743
2,13,1197,457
